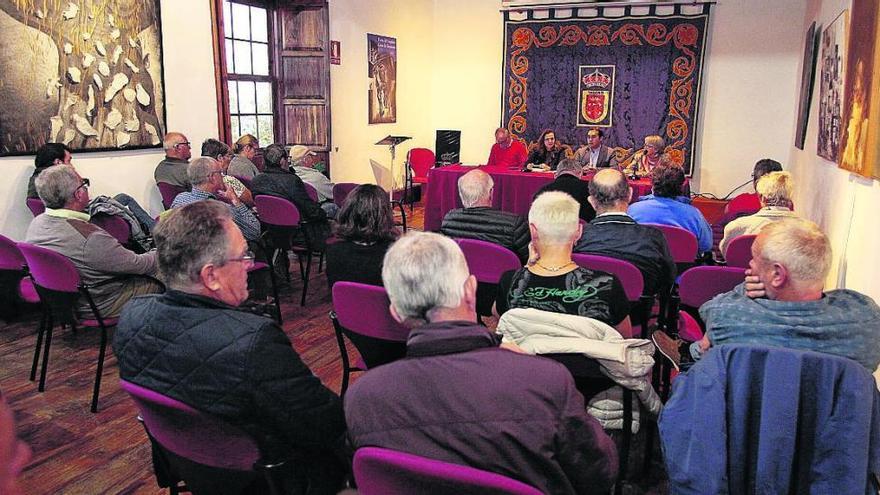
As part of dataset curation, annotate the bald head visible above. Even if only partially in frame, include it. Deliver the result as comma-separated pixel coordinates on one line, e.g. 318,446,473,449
495,128,511,147
163,132,191,160
458,169,494,208
588,169,631,213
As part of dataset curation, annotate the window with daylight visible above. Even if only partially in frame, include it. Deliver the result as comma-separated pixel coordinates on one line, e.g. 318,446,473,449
222,0,274,146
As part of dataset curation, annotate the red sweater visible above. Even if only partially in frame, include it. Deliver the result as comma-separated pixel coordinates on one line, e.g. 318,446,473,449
487,141,528,168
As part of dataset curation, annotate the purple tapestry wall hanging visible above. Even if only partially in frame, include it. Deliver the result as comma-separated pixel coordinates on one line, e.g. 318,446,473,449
502,5,710,175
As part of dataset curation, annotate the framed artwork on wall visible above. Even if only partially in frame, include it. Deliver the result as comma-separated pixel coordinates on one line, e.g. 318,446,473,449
0,0,167,156
367,33,396,124
817,11,848,162
794,21,820,151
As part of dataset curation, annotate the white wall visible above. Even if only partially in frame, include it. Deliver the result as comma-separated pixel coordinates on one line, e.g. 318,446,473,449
0,0,219,241
790,0,880,301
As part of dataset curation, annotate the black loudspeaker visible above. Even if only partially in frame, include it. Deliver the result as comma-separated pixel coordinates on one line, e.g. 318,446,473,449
435,130,461,166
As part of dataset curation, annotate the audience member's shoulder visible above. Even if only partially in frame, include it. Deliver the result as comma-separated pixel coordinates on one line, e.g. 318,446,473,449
65,217,105,238
825,289,880,313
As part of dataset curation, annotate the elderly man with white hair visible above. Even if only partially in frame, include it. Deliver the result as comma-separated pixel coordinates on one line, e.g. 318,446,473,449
344,231,618,495
439,168,530,262
719,171,798,256
654,218,880,371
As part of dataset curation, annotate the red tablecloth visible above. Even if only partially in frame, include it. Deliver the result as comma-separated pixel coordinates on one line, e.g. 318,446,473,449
423,165,655,232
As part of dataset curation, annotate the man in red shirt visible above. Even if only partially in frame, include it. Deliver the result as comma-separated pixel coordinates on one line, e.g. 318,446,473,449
486,128,528,168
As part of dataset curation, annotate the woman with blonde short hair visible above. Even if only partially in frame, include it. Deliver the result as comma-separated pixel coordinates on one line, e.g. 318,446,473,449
627,134,671,176
719,171,798,256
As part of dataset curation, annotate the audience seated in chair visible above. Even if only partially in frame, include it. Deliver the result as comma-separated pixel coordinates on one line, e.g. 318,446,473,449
289,145,338,219
114,201,347,494
26,165,162,319
154,132,192,189
574,169,675,298
440,168,530,262
326,184,399,288
653,218,880,372
495,191,632,337
344,232,618,495
201,138,254,208
0,393,30,495
534,159,596,222
228,134,261,180
628,165,712,254
171,157,261,242
719,171,797,257
29,143,157,235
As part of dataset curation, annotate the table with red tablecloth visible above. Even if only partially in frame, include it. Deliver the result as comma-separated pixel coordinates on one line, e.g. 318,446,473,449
422,165,655,232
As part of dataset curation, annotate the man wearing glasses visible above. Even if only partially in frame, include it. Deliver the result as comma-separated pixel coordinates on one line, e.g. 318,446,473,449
26,165,161,318
114,201,348,493
154,132,193,188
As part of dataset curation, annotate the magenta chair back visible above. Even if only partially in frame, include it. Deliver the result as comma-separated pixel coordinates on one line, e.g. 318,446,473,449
456,239,521,284
26,198,45,217
157,182,186,210
254,195,301,227
332,182,359,208
646,224,698,263
408,148,435,182
331,282,410,393
303,182,319,203
120,380,260,470
354,447,543,495
0,235,38,305
91,214,131,245
0,234,26,272
17,242,80,293
725,235,757,268
678,266,746,309
572,253,644,301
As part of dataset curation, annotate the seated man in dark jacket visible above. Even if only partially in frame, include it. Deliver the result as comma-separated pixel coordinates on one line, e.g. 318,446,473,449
440,169,529,262
251,144,327,224
345,232,618,495
535,158,596,222
574,168,675,297
114,201,347,494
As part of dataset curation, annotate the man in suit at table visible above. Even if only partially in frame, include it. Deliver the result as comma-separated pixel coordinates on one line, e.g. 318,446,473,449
486,128,528,169
573,128,618,171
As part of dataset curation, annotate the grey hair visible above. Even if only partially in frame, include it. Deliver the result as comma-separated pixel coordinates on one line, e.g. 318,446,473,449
757,218,831,286
187,157,219,185
588,169,630,209
756,171,793,207
457,169,494,208
35,164,80,209
529,191,580,245
555,158,581,178
382,232,470,324
153,200,232,289
263,144,288,169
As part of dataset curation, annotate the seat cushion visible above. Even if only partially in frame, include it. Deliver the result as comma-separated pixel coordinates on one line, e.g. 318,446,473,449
18,278,39,304
80,317,119,328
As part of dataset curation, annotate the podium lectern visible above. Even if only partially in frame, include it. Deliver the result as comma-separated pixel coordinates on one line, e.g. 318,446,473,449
375,135,411,231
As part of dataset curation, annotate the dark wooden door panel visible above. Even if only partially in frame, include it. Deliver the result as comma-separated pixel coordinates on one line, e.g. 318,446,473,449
280,7,326,51
284,104,327,146
281,56,326,99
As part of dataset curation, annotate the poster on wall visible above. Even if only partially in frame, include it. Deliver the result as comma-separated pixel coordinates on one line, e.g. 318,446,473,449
0,0,167,156
839,0,879,177
794,22,820,150
818,11,848,162
367,34,396,124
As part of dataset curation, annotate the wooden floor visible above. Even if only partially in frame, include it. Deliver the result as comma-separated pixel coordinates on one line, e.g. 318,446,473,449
0,204,667,494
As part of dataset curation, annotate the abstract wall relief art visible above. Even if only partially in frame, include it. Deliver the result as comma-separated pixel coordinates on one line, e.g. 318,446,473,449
817,11,847,162
501,4,711,175
0,0,167,156
367,33,396,124
839,0,879,178
794,21,820,150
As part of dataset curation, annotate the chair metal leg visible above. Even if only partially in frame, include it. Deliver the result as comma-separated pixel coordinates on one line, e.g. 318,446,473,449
333,323,352,396
30,309,48,381
642,415,655,477
317,251,324,274
91,326,108,413
616,389,633,493
300,252,312,306
38,318,55,392
266,264,282,324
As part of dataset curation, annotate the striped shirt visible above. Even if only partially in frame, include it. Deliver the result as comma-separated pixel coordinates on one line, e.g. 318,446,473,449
170,188,261,241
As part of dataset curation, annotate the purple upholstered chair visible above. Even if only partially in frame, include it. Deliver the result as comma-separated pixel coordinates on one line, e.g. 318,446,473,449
254,194,318,306
456,238,521,320
0,235,39,319
332,182,359,208
303,182,319,203
16,242,134,412
724,234,757,268
353,447,543,495
572,253,645,339
157,182,186,210
248,259,282,324
91,214,131,245
26,197,45,217
330,282,410,394
645,224,698,264
119,380,294,495
676,266,746,342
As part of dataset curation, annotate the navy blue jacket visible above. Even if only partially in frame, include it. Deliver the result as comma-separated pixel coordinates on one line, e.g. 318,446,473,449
660,344,880,494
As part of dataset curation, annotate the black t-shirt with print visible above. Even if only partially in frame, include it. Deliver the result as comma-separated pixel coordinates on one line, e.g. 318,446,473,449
496,266,630,326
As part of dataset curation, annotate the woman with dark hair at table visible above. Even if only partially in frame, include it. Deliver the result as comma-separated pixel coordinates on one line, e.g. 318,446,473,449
325,184,400,288
526,129,566,171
